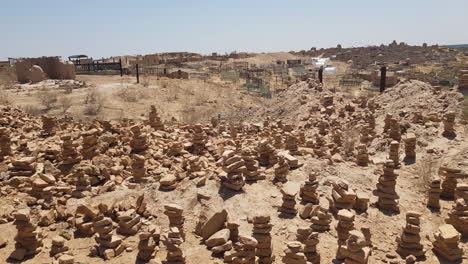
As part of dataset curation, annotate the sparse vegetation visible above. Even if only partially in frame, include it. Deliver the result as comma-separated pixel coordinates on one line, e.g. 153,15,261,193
37,89,58,110
58,95,73,113
84,87,105,116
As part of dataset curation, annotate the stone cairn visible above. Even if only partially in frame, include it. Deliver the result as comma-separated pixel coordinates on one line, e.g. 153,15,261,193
311,202,332,232
273,133,283,149
432,224,463,261
337,230,371,264
159,173,178,191
279,183,298,215
374,160,399,212
242,147,263,181
330,180,356,214
230,235,258,264
41,115,56,136
221,150,246,191
10,157,36,177
50,236,70,259
285,133,300,155
459,70,468,89
227,218,240,243
403,133,416,161
131,154,146,183
336,209,355,244
74,204,96,236
164,204,185,240
81,129,99,160
0,127,11,161
388,141,400,168
9,208,43,261
296,226,320,264
356,144,369,166
388,117,401,141
116,209,142,236
354,191,370,212
446,184,468,236
61,134,80,165
130,125,148,153
149,105,164,130
257,139,278,167
283,241,307,264
300,172,319,204
442,111,456,137
439,165,461,199
71,168,92,198
164,227,186,263
252,213,274,264
396,211,425,258
137,224,160,262
92,214,125,260
191,124,207,153
186,156,204,179
427,177,442,209
274,155,290,183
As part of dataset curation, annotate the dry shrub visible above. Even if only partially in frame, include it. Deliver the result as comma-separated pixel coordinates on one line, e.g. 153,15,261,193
116,85,143,103
84,88,105,116
22,104,42,115
141,74,150,88
0,89,12,105
58,95,73,113
37,90,58,110
416,155,438,192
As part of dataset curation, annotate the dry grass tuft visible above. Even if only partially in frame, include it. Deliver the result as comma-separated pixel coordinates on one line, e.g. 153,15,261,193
116,85,145,103
37,89,58,110
22,104,42,115
58,95,73,113
416,154,438,192
84,88,105,115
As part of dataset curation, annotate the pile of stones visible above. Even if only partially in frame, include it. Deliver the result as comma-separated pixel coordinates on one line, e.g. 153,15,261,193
191,124,207,153
303,231,320,263
257,139,278,167
137,224,160,262
60,134,80,165
279,183,298,215
50,235,70,259
81,128,99,160
335,209,355,243
439,165,462,199
300,172,319,204
74,204,96,236
41,115,56,136
388,116,401,141
330,180,356,214
427,177,442,209
159,173,178,191
396,211,425,258
70,168,92,198
116,209,142,236
164,204,185,240
356,144,369,166
388,141,400,168
220,150,246,191
10,157,36,177
149,105,164,130
229,235,258,264
0,127,11,161
131,154,146,183
242,148,263,181
92,215,125,260
252,213,274,263
311,203,332,232
163,227,186,263
446,184,468,236
403,133,416,161
284,133,300,155
374,160,399,212
282,241,307,264
9,208,43,261
442,111,456,137
337,230,371,264
274,155,290,183
432,224,464,261
130,125,148,153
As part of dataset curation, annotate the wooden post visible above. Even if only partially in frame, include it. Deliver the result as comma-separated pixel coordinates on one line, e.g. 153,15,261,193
119,59,123,77
136,64,140,84
380,66,387,93
318,66,323,84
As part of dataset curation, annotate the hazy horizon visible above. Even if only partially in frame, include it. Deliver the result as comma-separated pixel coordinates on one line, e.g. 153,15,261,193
2,0,468,60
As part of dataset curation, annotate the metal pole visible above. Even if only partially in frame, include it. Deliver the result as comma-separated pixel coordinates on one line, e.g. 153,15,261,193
380,66,387,93
136,64,140,84
318,66,323,84
119,59,123,77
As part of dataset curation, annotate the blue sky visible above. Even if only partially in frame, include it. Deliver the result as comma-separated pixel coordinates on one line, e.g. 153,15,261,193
1,0,467,59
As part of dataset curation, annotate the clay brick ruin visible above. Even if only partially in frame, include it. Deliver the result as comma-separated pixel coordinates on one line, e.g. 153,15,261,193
16,56,76,83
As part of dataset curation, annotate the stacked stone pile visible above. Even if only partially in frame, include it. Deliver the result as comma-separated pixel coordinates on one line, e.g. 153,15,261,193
159,173,178,191
164,227,186,263
302,231,320,263
388,141,400,167
427,177,442,209
252,213,273,264
41,115,56,136
356,144,369,166
230,235,258,264
149,105,164,130
274,155,290,183
10,157,36,177
388,117,401,141
337,230,371,264
137,225,160,262
459,70,468,89
130,125,148,153
70,168,92,198
44,144,60,161
432,224,463,261
131,154,146,183
300,172,319,204
191,124,207,153
164,204,185,240
9,209,43,261
374,160,399,212
442,111,456,137
446,184,468,236
0,127,11,161
285,133,300,155
396,211,425,258
116,209,142,236
330,180,356,214
257,139,278,166
279,183,298,215
220,150,246,191
311,203,332,232
74,204,97,235
282,241,307,264
273,134,283,149
242,148,263,181
92,215,125,260
439,165,464,199
336,209,355,243
50,236,69,258
61,134,80,165
354,191,370,212
166,140,187,156
81,129,99,160
403,133,416,161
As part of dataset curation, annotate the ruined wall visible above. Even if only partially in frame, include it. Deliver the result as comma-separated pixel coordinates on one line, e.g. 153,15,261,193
15,57,75,83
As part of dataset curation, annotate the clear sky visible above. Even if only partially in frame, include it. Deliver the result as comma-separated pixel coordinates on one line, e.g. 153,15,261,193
2,0,467,59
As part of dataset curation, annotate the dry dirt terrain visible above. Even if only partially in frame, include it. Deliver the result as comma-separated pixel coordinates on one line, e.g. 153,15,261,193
0,57,467,264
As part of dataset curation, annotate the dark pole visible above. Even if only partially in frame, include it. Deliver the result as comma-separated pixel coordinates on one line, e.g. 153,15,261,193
136,64,140,84
318,66,323,84
119,59,123,77
380,66,387,93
